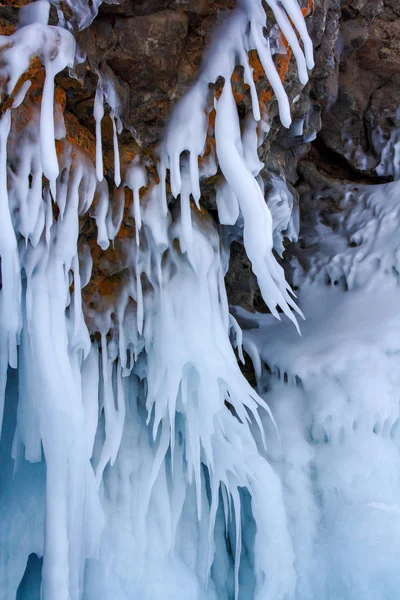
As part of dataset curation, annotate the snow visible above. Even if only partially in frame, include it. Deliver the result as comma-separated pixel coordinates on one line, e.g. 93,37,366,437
236,277,400,598
234,181,400,599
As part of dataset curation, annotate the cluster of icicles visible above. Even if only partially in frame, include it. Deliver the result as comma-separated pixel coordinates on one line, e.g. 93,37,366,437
0,1,313,599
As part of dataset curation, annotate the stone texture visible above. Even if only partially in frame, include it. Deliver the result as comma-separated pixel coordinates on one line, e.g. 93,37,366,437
316,0,400,177
83,0,236,146
1,0,399,319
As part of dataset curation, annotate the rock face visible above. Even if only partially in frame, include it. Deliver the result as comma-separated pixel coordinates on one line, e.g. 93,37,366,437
89,9,191,145
71,0,236,155
0,0,399,315
317,1,400,178
265,0,400,182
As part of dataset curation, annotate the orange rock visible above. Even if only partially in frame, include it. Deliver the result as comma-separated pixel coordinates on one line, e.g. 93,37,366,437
98,271,124,297
0,0,316,310
0,0,31,5
0,16,15,36
64,111,96,163
302,0,313,17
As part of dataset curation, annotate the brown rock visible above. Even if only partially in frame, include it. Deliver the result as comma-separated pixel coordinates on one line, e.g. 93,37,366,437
105,11,189,89
316,2,400,176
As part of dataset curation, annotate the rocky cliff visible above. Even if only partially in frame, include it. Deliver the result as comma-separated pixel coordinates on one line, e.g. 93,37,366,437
0,0,399,317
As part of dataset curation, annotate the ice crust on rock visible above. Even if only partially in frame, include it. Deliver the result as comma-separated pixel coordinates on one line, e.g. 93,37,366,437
2,1,399,598
160,0,313,326
50,0,104,29
1,1,371,599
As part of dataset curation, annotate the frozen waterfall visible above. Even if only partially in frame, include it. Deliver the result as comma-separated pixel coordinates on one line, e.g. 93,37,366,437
1,1,400,599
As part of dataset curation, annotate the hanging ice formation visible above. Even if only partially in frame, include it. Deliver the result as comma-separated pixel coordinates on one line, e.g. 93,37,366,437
0,0,324,599
237,178,400,600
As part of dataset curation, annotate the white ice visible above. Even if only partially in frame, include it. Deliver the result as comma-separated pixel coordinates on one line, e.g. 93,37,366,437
6,3,394,600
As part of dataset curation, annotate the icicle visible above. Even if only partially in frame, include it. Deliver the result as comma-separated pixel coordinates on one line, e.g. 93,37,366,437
0,110,20,437
250,21,292,128
56,0,104,30
0,3,318,599
94,86,104,182
229,314,245,364
112,116,121,187
105,186,125,241
141,181,170,250
94,180,110,250
241,113,264,176
18,0,50,28
276,0,314,69
232,487,242,600
161,84,208,199
178,162,196,266
0,22,75,195
40,65,58,195
96,71,123,188
215,80,303,330
266,177,299,256
264,0,309,84
216,182,240,226
79,244,93,289
136,254,144,336
125,159,148,245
